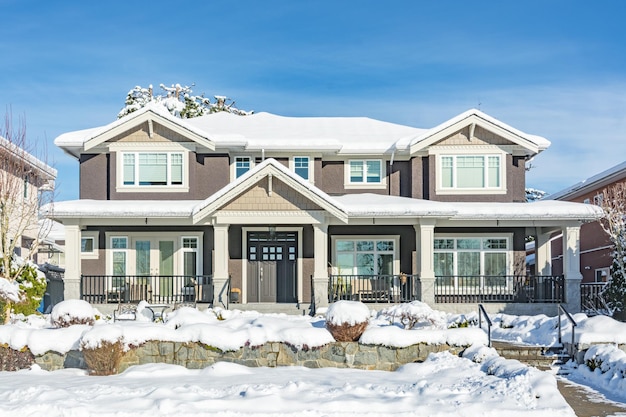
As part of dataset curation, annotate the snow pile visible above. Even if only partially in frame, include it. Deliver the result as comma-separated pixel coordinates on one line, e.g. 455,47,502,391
376,300,448,329
50,300,96,327
0,277,21,303
565,344,626,402
325,300,370,325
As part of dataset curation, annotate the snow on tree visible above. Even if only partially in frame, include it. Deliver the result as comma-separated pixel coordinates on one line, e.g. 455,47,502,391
117,84,253,119
598,182,626,320
525,188,547,202
0,110,54,322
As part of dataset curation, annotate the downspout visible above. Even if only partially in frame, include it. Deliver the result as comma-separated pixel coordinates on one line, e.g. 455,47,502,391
389,150,395,195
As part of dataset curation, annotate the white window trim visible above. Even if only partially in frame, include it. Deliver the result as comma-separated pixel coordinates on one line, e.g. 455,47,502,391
344,159,387,190
433,233,513,277
105,232,203,277
80,231,99,259
181,235,203,281
290,156,314,183
115,149,190,193
430,146,507,195
231,156,255,181
331,235,400,275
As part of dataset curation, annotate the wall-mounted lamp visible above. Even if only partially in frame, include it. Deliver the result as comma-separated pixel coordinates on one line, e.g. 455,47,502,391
584,266,591,270
268,226,276,240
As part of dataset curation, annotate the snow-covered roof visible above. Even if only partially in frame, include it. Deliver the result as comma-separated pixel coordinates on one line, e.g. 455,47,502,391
47,158,602,224
185,111,424,154
0,136,57,180
54,108,549,158
409,109,551,155
547,159,626,201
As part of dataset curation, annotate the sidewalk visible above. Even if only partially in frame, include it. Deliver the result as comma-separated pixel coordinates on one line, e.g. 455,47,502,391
557,378,626,417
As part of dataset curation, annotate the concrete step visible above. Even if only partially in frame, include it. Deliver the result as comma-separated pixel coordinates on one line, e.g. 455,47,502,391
492,341,570,369
225,303,313,315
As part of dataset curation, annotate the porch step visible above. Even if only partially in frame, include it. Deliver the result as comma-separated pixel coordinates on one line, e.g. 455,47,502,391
225,303,313,315
493,341,570,370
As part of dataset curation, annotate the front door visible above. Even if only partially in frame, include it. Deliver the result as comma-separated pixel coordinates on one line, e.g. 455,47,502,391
247,232,297,303
133,238,174,300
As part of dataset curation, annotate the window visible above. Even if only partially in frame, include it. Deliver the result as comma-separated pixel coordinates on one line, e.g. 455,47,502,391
111,237,128,288
334,238,396,275
348,160,382,184
122,152,184,186
595,267,610,283
294,157,309,180
81,237,94,253
182,237,199,285
440,155,501,189
434,236,509,287
235,157,251,178
593,193,604,206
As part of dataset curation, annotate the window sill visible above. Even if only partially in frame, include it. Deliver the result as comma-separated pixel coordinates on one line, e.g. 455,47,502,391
116,186,190,193
435,188,507,195
344,183,387,190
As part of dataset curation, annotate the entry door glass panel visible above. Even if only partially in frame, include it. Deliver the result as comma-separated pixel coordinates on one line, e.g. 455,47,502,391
136,240,151,276
159,241,174,296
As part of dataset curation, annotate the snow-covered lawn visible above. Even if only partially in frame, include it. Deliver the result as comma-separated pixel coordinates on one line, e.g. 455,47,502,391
1,300,626,416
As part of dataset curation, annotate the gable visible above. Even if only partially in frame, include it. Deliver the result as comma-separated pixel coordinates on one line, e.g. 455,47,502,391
220,177,323,212
435,125,514,147
109,121,195,144
83,107,214,152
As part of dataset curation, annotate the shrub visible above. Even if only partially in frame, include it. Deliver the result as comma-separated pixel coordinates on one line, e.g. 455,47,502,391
0,344,34,371
51,300,95,328
326,301,370,342
82,339,124,376
0,262,47,322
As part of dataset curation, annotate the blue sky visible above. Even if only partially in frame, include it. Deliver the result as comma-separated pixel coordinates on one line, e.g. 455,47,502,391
2,0,626,201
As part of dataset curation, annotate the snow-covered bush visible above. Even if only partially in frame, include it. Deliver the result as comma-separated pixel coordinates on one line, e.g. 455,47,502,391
325,301,370,342
584,344,626,376
0,258,46,322
377,301,447,330
0,345,34,371
82,339,124,376
51,300,95,328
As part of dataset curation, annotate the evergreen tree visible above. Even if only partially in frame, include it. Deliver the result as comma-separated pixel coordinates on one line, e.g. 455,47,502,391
117,84,252,119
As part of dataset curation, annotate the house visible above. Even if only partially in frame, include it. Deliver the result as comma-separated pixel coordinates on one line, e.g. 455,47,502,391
0,135,57,262
546,161,626,313
48,104,601,314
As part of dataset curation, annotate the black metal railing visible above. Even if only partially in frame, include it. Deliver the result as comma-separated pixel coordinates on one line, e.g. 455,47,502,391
581,282,611,315
435,275,564,303
328,274,419,303
81,275,214,304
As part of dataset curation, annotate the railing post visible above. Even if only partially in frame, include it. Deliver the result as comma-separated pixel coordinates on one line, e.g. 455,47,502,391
558,304,577,359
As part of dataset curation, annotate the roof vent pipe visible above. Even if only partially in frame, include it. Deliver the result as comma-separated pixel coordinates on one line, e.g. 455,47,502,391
389,150,395,195
262,148,265,161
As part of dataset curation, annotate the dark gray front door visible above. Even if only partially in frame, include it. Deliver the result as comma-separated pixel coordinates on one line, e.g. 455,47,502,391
247,232,297,303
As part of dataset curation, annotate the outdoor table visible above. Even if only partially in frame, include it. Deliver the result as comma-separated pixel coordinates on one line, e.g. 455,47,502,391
145,304,170,322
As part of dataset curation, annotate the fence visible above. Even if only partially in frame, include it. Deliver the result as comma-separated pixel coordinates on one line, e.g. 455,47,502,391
81,275,214,304
328,274,419,303
435,275,564,303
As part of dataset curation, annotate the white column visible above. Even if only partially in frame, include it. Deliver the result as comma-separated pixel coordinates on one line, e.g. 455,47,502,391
213,224,230,305
313,222,329,308
535,230,552,276
63,223,82,300
562,225,583,312
415,220,436,305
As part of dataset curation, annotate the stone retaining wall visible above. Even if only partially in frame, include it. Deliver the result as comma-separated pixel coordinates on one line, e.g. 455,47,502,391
33,341,468,373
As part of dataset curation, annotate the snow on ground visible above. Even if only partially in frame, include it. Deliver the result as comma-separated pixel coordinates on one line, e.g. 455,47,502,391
3,301,626,416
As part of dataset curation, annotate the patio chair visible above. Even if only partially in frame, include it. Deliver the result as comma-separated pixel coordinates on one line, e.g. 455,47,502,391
173,301,197,310
113,303,138,321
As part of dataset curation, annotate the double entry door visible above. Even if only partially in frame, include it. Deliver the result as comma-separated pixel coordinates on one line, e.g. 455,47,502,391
247,232,297,303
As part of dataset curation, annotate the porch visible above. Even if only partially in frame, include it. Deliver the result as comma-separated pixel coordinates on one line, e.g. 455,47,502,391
328,274,565,304
81,275,214,305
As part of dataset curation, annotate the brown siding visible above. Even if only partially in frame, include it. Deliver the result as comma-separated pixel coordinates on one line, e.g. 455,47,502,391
428,154,526,203
80,154,108,199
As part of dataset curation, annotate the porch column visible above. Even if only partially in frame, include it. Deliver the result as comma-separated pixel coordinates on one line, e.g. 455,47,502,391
535,230,552,276
562,225,583,312
313,222,329,308
213,224,230,305
415,220,436,305
63,223,81,300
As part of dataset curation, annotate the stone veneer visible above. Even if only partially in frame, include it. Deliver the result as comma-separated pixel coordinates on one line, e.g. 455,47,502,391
33,341,467,373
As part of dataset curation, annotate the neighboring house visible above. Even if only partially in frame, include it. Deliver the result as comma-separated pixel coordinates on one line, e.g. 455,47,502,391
0,135,57,261
546,161,626,313
49,104,601,313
